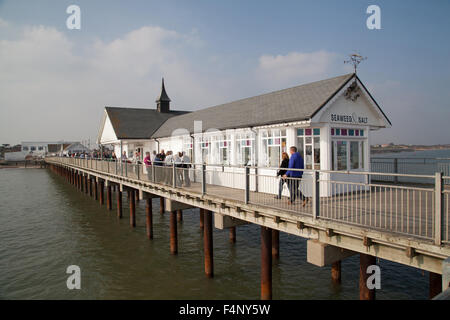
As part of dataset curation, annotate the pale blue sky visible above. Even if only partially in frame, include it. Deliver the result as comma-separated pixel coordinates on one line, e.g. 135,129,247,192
1,0,449,145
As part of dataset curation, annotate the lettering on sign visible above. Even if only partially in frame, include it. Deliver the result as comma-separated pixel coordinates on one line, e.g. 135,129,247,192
330,113,368,124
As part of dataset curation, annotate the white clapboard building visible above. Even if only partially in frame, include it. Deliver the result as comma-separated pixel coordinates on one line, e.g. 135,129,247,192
97,74,391,196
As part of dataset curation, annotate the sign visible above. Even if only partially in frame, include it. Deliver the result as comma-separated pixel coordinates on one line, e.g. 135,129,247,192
330,113,368,124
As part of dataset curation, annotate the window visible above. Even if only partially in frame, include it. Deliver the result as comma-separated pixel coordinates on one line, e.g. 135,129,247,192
182,137,193,161
350,141,359,169
261,129,287,167
336,141,347,170
38,146,44,151
198,136,211,164
22,146,29,151
212,134,230,165
236,132,255,166
296,128,320,169
332,140,365,171
30,146,36,151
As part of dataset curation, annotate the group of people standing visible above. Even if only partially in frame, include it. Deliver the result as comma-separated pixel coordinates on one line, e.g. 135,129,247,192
142,149,191,187
276,146,308,206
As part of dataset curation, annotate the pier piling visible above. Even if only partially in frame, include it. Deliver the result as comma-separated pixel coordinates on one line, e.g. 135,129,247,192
204,210,214,278
331,261,342,284
94,179,98,200
170,210,178,254
146,197,153,239
99,181,104,205
359,253,376,300
129,189,136,227
199,208,205,229
117,189,123,219
177,209,183,222
229,226,236,244
272,229,279,259
261,226,272,300
106,184,112,210
429,272,442,299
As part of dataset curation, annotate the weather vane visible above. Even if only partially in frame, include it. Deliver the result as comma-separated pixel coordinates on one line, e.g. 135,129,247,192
344,52,367,74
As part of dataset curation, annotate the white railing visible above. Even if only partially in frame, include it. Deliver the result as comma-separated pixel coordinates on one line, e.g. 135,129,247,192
47,156,449,245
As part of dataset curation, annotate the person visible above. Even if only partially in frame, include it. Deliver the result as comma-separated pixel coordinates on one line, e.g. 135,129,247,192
151,150,157,163
181,151,191,187
283,146,305,206
164,151,174,184
144,151,152,181
275,152,289,199
174,152,183,186
153,151,163,182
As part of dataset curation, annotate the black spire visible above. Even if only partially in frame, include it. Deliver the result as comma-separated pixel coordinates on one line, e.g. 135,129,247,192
156,78,171,113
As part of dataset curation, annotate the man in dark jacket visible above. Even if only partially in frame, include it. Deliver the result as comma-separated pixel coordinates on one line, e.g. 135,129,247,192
283,146,305,205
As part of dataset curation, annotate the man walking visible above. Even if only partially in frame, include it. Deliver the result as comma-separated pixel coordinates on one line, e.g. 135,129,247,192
283,146,306,206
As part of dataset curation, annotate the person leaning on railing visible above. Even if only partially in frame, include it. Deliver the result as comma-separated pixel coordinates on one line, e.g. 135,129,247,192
283,146,307,206
275,152,289,200
144,151,152,181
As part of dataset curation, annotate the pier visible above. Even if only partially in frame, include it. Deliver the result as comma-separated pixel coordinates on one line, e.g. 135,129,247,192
46,157,450,300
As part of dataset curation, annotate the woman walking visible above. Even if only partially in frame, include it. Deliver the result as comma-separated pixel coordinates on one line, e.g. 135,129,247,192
275,152,289,199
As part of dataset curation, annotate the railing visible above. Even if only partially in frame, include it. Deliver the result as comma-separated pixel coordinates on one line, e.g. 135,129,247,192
371,157,450,184
48,157,450,245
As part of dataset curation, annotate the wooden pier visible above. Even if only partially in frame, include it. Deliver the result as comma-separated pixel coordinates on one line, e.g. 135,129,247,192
46,157,450,299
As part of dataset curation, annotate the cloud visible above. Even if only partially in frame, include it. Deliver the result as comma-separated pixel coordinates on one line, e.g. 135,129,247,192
0,25,223,144
0,17,8,28
256,50,344,89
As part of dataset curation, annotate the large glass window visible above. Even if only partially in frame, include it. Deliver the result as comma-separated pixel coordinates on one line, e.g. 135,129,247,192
296,128,320,169
182,137,193,161
336,141,347,170
332,140,366,171
261,129,287,167
236,132,255,166
213,134,230,165
198,136,211,164
350,141,359,169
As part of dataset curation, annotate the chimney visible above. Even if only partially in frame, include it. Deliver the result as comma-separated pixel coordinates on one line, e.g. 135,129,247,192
156,78,171,113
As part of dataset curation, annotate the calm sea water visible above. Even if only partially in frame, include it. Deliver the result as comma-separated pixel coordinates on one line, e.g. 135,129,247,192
0,167,430,300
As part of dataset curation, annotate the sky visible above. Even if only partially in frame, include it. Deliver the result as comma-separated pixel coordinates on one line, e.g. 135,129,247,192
0,0,449,146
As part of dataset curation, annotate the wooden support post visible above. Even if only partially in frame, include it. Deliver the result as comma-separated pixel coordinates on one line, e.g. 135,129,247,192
80,174,84,192
106,185,112,210
160,197,165,214
331,261,342,284
359,253,376,300
177,209,183,222
129,189,136,227
261,226,272,300
117,190,122,219
146,198,153,239
204,210,213,278
84,176,88,194
199,208,205,229
272,229,279,259
229,226,236,244
170,210,178,254
99,181,104,205
94,179,98,200
429,272,442,299
88,177,92,197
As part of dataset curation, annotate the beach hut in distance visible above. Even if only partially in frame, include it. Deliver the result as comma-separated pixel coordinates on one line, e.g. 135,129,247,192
98,74,391,196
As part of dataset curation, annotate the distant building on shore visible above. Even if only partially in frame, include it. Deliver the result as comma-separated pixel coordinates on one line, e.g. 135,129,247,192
4,141,78,161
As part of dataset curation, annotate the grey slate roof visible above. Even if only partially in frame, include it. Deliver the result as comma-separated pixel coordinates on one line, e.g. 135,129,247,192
151,73,355,138
105,107,188,139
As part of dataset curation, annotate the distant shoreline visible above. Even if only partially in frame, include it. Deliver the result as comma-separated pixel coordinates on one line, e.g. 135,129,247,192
371,145,450,154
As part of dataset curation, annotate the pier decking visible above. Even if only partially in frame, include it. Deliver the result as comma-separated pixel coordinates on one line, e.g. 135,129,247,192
46,157,450,299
